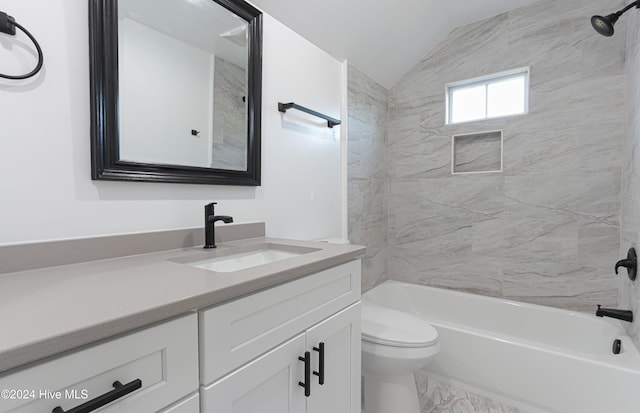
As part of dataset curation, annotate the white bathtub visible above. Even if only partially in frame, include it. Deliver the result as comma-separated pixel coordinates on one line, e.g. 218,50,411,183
363,281,640,413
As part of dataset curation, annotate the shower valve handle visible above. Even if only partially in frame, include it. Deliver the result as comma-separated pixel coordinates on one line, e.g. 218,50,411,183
615,248,637,281
615,259,634,273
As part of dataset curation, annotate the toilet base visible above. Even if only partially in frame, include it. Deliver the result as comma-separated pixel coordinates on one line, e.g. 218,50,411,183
363,373,420,413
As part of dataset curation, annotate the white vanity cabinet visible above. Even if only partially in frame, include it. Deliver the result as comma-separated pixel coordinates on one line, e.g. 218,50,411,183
0,314,199,413
0,258,361,413
199,260,361,413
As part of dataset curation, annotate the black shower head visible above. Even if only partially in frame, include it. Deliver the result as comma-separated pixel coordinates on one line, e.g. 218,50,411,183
591,13,619,36
591,1,639,37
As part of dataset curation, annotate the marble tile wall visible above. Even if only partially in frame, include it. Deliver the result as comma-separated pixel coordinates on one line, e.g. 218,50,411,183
387,0,626,312
347,64,389,292
212,56,247,170
621,9,640,348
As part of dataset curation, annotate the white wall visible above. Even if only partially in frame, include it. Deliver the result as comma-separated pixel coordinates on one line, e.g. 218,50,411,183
118,18,214,167
0,0,345,245
119,18,213,167
260,13,343,241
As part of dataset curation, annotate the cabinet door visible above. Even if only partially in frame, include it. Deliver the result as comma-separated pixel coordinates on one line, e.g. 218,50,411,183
159,393,199,413
201,333,307,413
306,303,361,413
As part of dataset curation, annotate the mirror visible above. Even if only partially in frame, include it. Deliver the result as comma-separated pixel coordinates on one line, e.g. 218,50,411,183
89,0,262,185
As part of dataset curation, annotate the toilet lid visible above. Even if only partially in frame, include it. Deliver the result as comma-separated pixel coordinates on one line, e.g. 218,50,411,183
361,300,438,348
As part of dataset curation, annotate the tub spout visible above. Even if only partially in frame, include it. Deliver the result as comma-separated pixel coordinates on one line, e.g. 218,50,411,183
596,305,633,322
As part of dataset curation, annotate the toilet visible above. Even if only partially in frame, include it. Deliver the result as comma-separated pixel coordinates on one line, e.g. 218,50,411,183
361,299,440,413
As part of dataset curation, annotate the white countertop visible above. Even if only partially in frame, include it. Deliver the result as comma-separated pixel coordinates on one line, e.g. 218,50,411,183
0,237,364,374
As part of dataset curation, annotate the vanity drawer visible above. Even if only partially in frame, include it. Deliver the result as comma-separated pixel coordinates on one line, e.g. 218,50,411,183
199,259,361,384
0,314,198,413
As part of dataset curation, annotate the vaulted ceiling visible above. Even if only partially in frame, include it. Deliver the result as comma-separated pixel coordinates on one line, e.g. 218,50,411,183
250,0,540,88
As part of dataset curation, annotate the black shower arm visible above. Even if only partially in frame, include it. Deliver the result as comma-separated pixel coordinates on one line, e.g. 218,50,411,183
616,1,640,17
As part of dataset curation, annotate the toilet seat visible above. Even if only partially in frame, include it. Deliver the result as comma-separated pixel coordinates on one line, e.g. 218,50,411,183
361,300,438,348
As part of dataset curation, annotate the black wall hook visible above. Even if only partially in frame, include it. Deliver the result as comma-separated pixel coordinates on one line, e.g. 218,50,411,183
615,247,637,281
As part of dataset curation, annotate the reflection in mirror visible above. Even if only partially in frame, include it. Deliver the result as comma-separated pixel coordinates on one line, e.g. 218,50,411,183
89,0,262,185
118,0,248,170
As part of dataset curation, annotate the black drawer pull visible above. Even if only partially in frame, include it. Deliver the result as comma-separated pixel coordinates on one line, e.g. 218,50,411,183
313,342,325,385
52,379,142,413
298,351,311,397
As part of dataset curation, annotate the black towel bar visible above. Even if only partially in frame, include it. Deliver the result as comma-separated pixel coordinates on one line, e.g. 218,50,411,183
278,102,341,128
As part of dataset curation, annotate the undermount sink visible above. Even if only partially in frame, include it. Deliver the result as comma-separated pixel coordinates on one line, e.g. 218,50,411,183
172,243,320,273
190,249,302,272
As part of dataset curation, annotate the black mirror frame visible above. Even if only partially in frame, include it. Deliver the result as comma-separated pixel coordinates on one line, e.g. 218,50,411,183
89,0,262,185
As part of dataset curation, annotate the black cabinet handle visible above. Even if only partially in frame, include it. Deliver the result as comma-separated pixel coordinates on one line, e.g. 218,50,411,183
313,342,325,385
298,351,311,397
52,379,142,413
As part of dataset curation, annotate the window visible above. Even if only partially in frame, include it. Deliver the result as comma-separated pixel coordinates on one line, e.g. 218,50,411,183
446,68,529,124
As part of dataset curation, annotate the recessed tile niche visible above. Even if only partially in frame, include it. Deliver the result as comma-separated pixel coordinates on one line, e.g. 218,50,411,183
452,130,503,174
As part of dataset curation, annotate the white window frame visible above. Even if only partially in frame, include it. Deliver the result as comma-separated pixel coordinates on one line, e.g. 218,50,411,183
445,67,530,125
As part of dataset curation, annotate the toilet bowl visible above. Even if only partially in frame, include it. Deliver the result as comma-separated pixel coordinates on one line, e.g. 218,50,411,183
361,299,439,413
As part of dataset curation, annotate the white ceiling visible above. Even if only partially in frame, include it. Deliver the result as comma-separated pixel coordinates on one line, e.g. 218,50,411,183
119,0,249,68
250,0,540,88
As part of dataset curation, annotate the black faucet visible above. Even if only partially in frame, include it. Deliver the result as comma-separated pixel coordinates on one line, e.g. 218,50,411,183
204,202,233,249
596,305,633,322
